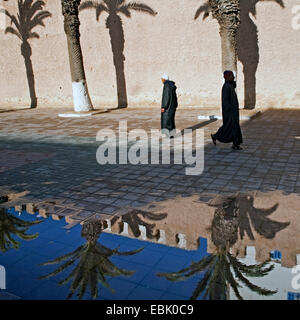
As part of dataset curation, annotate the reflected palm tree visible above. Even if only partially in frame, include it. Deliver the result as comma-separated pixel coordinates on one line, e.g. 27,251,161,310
157,194,279,300
0,0,51,108
0,196,8,204
111,209,167,239
0,208,42,252
38,219,143,299
208,192,289,240
157,247,276,300
195,0,285,109
79,0,157,108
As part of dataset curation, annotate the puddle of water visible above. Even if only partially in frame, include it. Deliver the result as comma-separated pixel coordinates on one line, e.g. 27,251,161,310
0,207,207,300
0,200,299,300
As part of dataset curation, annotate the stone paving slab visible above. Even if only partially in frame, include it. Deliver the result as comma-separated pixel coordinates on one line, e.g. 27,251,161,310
0,106,259,137
0,107,300,229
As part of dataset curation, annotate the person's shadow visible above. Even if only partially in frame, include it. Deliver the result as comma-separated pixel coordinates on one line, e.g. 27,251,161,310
1,0,51,108
80,0,157,109
195,0,285,110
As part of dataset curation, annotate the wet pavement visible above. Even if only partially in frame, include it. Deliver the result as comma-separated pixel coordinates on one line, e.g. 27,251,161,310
0,106,300,300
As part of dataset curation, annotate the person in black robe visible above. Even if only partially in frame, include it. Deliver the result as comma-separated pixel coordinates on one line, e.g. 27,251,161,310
211,71,243,150
161,74,178,138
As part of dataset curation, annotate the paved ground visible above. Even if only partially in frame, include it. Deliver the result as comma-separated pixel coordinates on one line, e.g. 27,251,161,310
1,105,300,300
0,106,300,226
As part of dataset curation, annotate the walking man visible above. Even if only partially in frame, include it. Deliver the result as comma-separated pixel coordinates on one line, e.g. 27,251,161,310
211,71,243,150
161,74,178,138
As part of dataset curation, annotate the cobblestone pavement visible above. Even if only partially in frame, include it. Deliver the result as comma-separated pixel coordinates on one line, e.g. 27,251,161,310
0,106,300,226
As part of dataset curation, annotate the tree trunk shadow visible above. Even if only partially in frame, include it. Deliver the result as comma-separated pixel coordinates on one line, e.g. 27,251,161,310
1,0,51,109
22,42,37,109
237,2,259,110
107,14,128,109
237,0,285,110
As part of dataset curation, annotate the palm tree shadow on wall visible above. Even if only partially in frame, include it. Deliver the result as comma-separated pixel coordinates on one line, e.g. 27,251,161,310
195,0,285,109
79,0,157,109
1,0,51,108
237,0,285,109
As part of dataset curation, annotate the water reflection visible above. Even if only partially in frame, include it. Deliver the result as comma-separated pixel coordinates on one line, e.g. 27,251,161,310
156,193,285,300
0,207,42,252
207,193,290,241
38,219,143,299
0,190,299,300
158,248,276,300
111,209,167,239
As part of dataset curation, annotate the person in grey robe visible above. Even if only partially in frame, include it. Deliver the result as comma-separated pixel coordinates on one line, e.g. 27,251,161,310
161,74,178,138
211,71,243,150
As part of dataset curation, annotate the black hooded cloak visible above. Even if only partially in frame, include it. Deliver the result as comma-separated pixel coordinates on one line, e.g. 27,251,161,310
161,80,178,132
214,80,243,146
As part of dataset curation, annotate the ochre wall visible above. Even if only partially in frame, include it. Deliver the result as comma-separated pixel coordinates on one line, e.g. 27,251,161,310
0,0,300,108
